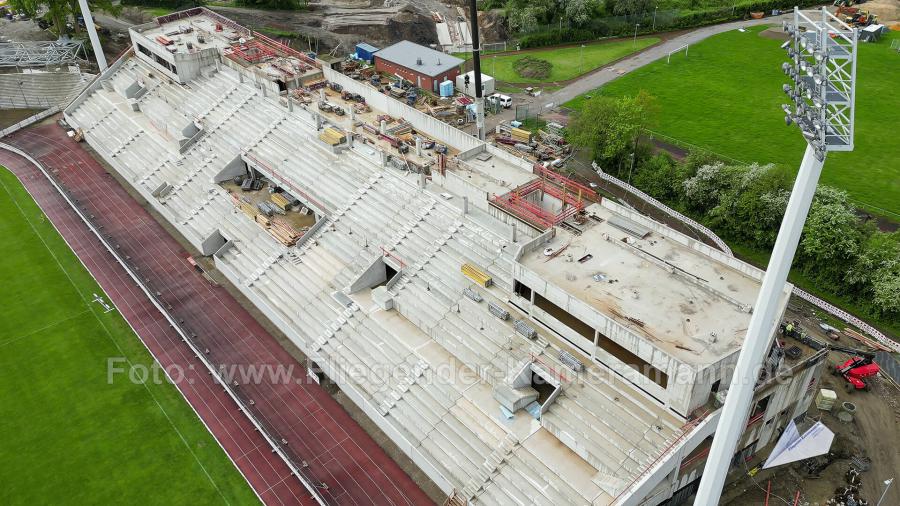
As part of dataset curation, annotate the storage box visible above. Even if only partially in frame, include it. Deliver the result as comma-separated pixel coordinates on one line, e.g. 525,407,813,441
816,389,837,411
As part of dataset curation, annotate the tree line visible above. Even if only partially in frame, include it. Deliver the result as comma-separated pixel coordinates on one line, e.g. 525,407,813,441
569,93,900,328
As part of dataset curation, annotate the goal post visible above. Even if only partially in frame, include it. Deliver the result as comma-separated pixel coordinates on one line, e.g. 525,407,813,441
666,44,689,63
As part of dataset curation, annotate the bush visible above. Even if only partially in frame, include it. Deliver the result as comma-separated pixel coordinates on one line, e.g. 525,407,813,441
513,56,553,79
515,0,822,48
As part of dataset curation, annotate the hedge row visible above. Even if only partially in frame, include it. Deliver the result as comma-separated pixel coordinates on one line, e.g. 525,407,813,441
518,0,820,48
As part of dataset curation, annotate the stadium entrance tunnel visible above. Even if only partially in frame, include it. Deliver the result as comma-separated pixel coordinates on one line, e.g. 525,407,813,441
493,360,562,416
349,257,398,293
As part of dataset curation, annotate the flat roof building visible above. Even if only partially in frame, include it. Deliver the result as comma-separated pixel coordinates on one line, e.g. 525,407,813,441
374,40,463,92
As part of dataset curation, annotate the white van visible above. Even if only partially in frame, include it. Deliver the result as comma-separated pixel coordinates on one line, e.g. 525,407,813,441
489,93,512,108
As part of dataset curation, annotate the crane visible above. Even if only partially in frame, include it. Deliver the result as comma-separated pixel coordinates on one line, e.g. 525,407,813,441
779,321,880,392
828,344,880,392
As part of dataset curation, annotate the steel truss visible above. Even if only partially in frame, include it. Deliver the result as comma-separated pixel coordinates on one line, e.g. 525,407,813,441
0,40,86,68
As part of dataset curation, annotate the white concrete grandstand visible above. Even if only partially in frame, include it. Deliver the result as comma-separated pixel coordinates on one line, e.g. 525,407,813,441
63,8,828,505
0,70,93,110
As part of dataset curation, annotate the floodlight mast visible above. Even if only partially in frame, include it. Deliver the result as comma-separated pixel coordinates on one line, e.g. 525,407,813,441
77,0,108,71
468,0,485,140
693,8,856,505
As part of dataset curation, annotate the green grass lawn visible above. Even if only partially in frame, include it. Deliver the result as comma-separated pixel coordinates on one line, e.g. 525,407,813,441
0,168,257,505
473,37,659,84
142,6,175,17
565,26,900,219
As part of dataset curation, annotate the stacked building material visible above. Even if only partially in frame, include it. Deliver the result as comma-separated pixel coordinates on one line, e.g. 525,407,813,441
232,193,259,219
386,121,412,136
319,127,346,146
268,217,304,246
461,262,492,287
270,192,291,211
510,127,533,144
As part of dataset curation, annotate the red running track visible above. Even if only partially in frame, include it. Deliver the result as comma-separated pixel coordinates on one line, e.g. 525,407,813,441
0,146,313,506
2,123,433,506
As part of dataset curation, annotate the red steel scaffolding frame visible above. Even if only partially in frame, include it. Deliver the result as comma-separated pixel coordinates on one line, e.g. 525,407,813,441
490,164,594,230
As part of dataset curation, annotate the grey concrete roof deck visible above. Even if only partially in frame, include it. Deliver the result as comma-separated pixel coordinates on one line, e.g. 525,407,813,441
519,203,791,366
133,13,239,55
375,40,463,77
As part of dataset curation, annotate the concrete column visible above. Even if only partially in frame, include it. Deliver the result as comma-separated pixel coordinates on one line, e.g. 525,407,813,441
261,85,267,97
319,89,326,102
418,172,426,189
239,73,244,83
511,222,517,243
350,107,355,122
380,120,387,135
346,131,354,147
287,98,294,112
415,137,422,156
315,114,323,130
462,196,469,216
379,149,388,167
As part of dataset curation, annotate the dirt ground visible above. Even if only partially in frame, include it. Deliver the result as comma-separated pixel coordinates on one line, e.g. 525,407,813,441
721,300,900,506
0,108,45,129
864,0,900,25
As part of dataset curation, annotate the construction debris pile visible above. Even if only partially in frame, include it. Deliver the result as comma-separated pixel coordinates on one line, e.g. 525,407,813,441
492,121,572,165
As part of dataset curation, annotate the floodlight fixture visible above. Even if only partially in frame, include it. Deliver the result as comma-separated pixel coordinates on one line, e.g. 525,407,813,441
780,40,791,49
694,7,857,506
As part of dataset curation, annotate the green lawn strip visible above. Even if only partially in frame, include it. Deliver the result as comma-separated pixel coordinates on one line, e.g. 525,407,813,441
474,37,659,84
0,168,258,505
565,26,900,218
142,7,175,17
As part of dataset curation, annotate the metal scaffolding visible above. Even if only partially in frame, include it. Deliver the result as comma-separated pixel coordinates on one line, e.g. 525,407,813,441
0,40,86,68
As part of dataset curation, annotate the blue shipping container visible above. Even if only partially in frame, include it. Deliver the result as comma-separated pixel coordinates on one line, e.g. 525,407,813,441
355,43,380,63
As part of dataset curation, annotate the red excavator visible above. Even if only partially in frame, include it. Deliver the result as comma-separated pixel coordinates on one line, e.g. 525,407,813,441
829,345,880,392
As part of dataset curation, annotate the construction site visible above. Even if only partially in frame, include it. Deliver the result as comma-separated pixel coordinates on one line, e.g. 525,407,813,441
2,4,898,506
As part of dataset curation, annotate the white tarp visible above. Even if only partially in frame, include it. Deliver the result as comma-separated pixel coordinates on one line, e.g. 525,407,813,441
762,420,834,469
435,23,452,48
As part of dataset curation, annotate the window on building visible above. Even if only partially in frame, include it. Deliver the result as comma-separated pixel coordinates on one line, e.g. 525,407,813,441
513,280,532,301
752,395,771,417
137,44,152,57
532,291,668,388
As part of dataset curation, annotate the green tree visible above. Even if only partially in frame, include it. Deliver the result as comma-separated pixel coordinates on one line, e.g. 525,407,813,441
845,232,900,316
613,0,651,16
798,186,863,282
569,90,657,170
9,0,118,37
632,153,678,201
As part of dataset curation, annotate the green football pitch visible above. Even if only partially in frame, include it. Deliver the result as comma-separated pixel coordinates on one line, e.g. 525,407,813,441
566,25,900,220
0,167,257,505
